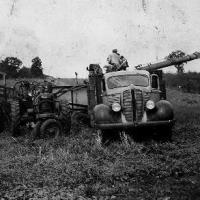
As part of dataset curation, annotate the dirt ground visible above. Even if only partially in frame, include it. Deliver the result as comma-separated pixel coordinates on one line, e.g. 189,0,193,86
1,89,200,199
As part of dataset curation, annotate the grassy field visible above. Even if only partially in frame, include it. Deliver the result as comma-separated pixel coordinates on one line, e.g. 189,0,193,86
1,89,200,199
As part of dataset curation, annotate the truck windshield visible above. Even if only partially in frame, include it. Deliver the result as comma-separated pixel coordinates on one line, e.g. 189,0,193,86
107,74,149,89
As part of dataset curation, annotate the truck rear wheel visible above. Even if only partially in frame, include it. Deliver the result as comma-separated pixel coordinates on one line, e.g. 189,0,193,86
72,111,90,126
40,119,62,139
59,100,71,134
10,100,21,136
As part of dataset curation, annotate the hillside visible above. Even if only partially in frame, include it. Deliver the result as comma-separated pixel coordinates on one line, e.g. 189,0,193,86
0,88,200,199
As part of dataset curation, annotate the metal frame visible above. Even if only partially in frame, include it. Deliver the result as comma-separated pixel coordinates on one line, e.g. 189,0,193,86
52,84,88,112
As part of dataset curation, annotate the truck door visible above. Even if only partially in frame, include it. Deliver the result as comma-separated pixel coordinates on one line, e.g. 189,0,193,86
150,70,166,100
150,73,160,102
101,78,107,103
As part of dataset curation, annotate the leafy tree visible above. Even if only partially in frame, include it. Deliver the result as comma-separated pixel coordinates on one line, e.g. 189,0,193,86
30,57,43,77
0,57,22,78
18,66,31,78
165,50,186,74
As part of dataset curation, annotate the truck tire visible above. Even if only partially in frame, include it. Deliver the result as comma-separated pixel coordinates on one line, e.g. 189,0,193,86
72,111,90,126
155,126,172,142
162,126,172,141
10,100,21,136
98,130,120,146
59,100,71,134
40,119,62,139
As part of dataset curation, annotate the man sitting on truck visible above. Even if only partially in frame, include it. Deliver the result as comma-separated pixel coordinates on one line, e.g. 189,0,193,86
107,49,121,71
106,49,129,72
118,55,129,71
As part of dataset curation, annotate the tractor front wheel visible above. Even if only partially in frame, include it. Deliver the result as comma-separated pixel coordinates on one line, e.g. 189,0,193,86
40,119,62,139
29,121,42,141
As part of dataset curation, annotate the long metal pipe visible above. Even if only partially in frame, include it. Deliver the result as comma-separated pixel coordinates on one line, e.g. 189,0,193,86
136,52,200,71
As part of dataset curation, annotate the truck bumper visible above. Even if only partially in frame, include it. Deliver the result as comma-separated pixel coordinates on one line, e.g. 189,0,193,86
95,120,175,130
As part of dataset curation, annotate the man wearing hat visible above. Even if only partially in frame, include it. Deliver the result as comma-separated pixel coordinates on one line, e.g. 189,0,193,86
107,49,121,71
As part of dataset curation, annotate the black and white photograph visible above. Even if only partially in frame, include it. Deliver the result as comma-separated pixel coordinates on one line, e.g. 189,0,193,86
0,0,200,199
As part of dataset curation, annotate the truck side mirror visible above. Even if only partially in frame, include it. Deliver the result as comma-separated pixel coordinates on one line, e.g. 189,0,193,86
151,74,159,90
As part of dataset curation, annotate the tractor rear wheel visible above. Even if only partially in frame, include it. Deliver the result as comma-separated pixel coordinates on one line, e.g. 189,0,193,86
59,100,71,134
10,100,21,136
0,107,5,133
0,101,11,133
40,119,62,139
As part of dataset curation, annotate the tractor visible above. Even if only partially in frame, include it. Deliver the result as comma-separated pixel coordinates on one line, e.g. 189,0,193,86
10,80,71,139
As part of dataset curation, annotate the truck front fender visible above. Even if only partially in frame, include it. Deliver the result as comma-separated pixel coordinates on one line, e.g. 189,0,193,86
93,104,121,124
147,100,174,121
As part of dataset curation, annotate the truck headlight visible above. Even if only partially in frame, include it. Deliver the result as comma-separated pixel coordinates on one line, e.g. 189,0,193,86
146,100,155,110
112,102,121,112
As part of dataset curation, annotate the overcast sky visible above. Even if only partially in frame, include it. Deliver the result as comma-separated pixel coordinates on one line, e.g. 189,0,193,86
0,0,200,77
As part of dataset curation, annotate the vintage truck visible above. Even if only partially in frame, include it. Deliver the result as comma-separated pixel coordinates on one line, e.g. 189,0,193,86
60,52,200,142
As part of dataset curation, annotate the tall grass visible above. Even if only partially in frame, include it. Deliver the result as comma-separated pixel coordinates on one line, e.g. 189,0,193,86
1,89,200,199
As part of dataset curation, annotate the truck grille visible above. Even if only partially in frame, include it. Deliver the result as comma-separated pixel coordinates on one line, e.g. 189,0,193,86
134,89,143,121
123,90,134,122
107,94,120,105
123,89,147,122
143,92,150,105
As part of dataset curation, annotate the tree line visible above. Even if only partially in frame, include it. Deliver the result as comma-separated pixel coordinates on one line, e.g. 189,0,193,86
164,72,200,93
0,56,44,78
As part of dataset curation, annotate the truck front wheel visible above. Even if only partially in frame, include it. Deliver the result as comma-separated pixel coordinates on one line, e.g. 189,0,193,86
97,129,120,146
